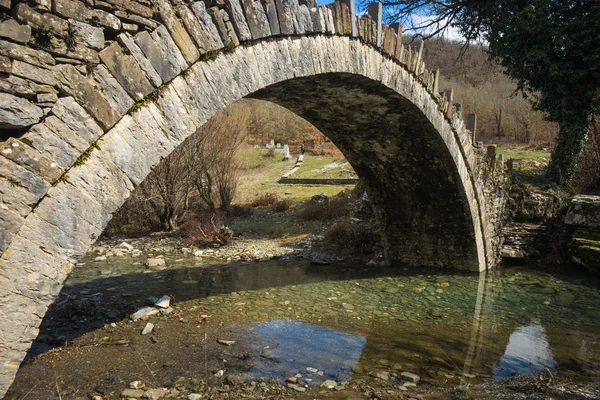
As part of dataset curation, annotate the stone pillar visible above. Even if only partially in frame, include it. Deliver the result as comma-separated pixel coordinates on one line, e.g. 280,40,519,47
414,40,424,74
340,0,357,37
433,69,440,94
442,88,454,117
367,2,382,48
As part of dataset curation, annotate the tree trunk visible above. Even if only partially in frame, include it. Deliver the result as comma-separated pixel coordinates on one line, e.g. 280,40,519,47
546,118,589,187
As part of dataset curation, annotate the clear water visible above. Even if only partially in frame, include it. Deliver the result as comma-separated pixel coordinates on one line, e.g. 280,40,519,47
56,257,600,384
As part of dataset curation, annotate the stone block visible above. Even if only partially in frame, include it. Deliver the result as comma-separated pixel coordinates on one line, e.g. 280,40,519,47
117,33,162,87
22,122,80,168
275,0,293,35
135,30,180,83
90,64,135,115
0,138,64,183
0,208,23,253
323,6,335,34
102,0,153,18
254,0,272,38
0,0,10,10
114,10,159,29
191,2,224,49
176,5,214,53
65,147,134,215
29,0,52,12
13,3,69,36
309,6,325,33
0,55,11,73
226,0,252,42
50,96,104,143
69,20,105,50
262,0,280,35
154,85,199,146
0,93,43,129
0,39,55,68
382,26,395,56
0,19,32,44
11,60,58,87
157,0,200,64
148,25,188,79
52,0,90,21
240,0,263,39
88,9,120,30
0,154,50,203
102,112,175,185
41,36,100,64
99,42,154,101
122,22,138,33
36,93,58,103
53,64,122,130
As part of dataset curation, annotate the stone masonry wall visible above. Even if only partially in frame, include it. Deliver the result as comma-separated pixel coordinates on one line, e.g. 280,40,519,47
0,0,508,394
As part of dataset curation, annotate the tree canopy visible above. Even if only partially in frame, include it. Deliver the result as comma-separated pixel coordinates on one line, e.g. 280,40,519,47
376,0,600,186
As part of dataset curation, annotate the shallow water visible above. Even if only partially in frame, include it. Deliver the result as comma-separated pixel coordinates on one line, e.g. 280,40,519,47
8,256,600,397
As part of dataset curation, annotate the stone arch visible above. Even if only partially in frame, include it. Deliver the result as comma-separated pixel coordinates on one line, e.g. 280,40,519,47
0,36,498,393
0,0,508,391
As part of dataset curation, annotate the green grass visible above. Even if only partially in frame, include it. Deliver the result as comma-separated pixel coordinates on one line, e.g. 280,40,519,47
293,155,358,179
498,146,551,172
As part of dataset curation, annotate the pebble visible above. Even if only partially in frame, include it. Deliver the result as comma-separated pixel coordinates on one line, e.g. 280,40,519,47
141,322,154,335
321,380,337,388
217,339,236,346
373,371,390,380
129,381,144,389
401,372,420,383
94,256,107,262
121,389,145,398
143,388,167,400
188,394,202,400
287,383,306,392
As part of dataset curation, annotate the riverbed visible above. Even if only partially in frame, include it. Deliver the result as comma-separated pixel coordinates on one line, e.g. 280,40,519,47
5,242,600,399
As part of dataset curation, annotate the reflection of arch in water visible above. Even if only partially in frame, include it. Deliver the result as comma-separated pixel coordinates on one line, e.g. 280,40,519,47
493,323,557,379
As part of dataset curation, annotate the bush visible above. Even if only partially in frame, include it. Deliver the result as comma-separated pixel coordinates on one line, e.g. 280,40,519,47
296,194,351,221
228,205,254,217
264,148,276,158
324,222,378,256
272,198,293,212
185,211,233,246
251,192,280,207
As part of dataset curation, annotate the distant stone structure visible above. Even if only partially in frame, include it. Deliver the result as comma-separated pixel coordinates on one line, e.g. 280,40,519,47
0,0,508,394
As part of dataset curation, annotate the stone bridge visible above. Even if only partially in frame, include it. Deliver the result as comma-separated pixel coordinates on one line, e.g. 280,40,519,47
0,0,507,394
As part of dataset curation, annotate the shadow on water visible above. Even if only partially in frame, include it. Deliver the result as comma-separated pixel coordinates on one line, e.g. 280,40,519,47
29,259,477,358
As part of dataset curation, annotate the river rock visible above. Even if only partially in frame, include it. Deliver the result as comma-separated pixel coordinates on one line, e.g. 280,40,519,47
155,295,171,308
557,291,576,306
188,394,202,400
373,371,389,380
286,383,306,392
130,381,145,389
141,322,154,335
143,388,167,399
321,379,337,388
146,257,166,270
120,242,134,250
121,389,145,398
400,371,420,383
131,306,160,321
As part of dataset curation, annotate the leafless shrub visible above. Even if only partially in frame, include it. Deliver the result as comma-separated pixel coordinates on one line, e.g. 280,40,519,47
272,199,293,212
296,194,352,221
251,192,280,207
185,211,233,246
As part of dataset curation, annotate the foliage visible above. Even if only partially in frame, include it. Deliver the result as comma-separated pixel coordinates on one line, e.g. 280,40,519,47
35,26,54,47
323,221,378,256
377,0,600,186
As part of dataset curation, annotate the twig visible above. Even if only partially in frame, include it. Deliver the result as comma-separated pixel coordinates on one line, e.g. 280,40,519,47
55,375,62,400
204,332,209,394
136,349,159,386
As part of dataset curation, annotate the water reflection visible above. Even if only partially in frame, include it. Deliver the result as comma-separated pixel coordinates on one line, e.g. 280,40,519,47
493,323,557,379
243,320,366,383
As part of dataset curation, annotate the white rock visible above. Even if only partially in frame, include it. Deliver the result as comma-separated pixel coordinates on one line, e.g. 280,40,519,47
129,380,145,389
141,322,154,335
119,242,134,251
188,394,202,400
155,295,171,309
193,250,203,257
400,371,420,383
94,255,107,262
131,306,159,321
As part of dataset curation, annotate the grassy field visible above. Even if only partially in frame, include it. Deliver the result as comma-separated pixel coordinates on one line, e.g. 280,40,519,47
236,149,356,206
498,146,551,172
